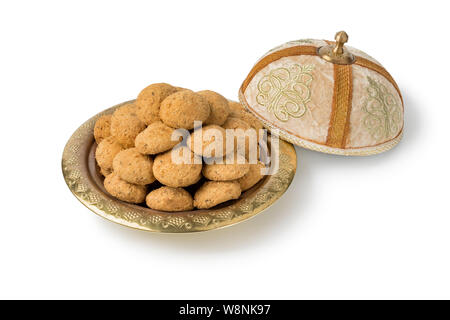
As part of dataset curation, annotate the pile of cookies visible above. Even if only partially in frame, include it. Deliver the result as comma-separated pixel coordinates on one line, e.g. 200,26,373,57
94,83,266,212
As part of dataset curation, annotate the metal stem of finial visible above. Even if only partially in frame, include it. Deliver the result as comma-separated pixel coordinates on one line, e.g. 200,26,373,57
318,31,355,65
333,31,348,55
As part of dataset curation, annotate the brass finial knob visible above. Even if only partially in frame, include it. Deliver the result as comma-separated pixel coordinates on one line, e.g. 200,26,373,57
318,31,355,65
333,31,348,55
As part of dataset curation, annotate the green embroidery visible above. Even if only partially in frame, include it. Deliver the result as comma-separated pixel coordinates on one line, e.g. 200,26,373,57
256,64,314,122
362,76,402,140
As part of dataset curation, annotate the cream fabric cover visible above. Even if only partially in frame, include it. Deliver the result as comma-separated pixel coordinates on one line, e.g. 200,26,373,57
239,39,403,156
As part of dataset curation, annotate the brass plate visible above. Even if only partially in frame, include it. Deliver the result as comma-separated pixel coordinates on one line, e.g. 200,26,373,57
61,100,297,233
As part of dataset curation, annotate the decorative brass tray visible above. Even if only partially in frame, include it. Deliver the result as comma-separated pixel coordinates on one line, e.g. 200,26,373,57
61,100,297,233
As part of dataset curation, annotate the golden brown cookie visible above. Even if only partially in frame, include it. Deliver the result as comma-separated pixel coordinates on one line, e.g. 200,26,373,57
104,172,147,204
146,186,194,212
222,117,259,159
95,136,124,171
238,161,266,191
94,115,112,144
112,148,155,185
228,101,263,139
136,83,178,125
153,146,202,187
135,121,181,155
187,125,228,158
110,112,146,148
194,181,241,209
240,111,263,134
228,101,247,118
222,116,251,131
113,103,138,117
159,90,210,129
202,153,250,181
198,90,230,126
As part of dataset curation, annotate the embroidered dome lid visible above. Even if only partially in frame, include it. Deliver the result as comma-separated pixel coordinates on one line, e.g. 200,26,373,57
239,31,404,156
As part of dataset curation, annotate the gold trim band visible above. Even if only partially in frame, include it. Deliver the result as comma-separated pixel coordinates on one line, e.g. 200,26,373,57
327,64,353,148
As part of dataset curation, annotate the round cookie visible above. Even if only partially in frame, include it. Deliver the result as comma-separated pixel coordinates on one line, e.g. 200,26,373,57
228,101,263,139
104,172,147,204
113,103,138,117
95,136,124,171
202,153,250,181
94,115,112,144
194,181,241,209
135,121,181,155
240,111,263,134
112,148,155,185
136,83,178,125
187,125,228,158
146,186,194,212
110,112,146,148
159,90,210,129
228,101,247,118
198,90,230,126
153,146,202,187
238,161,266,191
222,117,251,131
222,117,259,160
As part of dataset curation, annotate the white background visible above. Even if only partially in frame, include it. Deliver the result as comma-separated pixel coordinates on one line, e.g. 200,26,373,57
0,0,449,299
